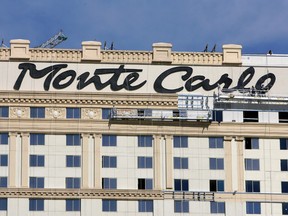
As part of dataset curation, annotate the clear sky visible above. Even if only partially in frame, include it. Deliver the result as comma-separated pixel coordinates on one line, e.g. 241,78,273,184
1,0,287,54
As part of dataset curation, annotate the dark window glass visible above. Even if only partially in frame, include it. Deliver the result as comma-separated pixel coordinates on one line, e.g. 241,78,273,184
209,137,224,148
243,111,258,122
102,200,117,212
102,156,117,168
210,180,224,192
30,134,45,145
66,134,81,146
209,158,224,170
138,200,153,212
245,138,259,149
102,135,117,146
0,198,7,210
279,112,288,123
173,136,188,148
174,200,189,213
174,157,188,169
210,201,225,213
0,177,7,188
245,159,260,170
246,202,261,214
174,179,189,191
212,110,223,122
138,135,153,147
0,107,8,118
102,108,111,119
0,133,8,145
66,155,81,167
66,108,81,119
29,177,44,188
246,180,260,192
66,178,81,189
280,138,288,150
281,160,288,171
283,203,288,215
282,182,288,193
0,155,8,166
30,155,45,167
102,178,117,189
29,199,44,211
138,178,153,190
66,199,81,211
138,156,153,168
30,107,45,118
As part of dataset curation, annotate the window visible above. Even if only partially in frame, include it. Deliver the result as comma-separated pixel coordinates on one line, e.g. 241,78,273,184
0,133,8,145
174,157,188,169
174,136,188,148
243,111,258,122
245,138,259,149
283,203,288,215
245,159,260,170
102,135,117,146
0,155,8,166
209,137,224,148
210,201,225,214
30,133,45,145
246,180,260,192
209,158,224,170
66,108,81,119
66,155,81,167
282,182,288,193
102,156,117,168
66,134,81,146
102,108,112,119
0,177,7,188
138,200,153,212
281,160,288,171
138,178,153,190
174,179,189,191
0,107,8,118
138,135,153,147
246,202,261,214
29,177,44,188
30,107,45,118
174,200,189,213
66,199,81,211
29,199,44,211
66,178,81,189
210,180,224,192
138,156,152,168
30,155,45,167
280,138,288,150
0,198,7,211
279,112,288,123
102,178,117,189
102,200,117,212
212,110,223,122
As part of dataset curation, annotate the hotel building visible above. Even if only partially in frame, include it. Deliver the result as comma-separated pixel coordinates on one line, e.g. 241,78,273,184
0,40,288,215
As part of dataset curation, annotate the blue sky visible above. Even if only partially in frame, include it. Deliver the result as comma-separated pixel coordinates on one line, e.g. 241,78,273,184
1,0,288,54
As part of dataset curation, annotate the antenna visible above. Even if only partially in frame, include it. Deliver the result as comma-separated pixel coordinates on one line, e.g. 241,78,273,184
1,39,8,48
36,30,67,48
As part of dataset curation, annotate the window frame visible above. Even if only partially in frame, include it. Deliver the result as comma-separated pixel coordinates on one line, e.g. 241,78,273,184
30,155,45,167
0,133,8,145
243,111,258,122
138,178,153,190
209,158,224,170
0,107,8,118
174,179,189,191
138,135,153,147
174,200,189,213
66,108,81,119
29,177,44,188
66,134,81,146
66,155,81,167
66,177,81,189
281,159,288,171
102,135,117,146
102,199,117,212
210,180,225,192
246,202,261,214
0,198,7,211
30,133,45,145
174,157,189,169
30,107,45,118
138,200,153,212
245,180,260,193
0,155,8,166
209,137,224,148
245,158,260,171
29,198,44,211
210,201,225,214
102,178,117,189
173,136,188,148
102,156,117,168
282,182,288,193
0,177,7,188
280,138,288,150
66,199,81,211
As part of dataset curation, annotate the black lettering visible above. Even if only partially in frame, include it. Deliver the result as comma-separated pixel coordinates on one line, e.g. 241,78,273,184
53,70,76,89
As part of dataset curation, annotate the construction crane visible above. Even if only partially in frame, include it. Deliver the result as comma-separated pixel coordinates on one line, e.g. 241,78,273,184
37,30,67,48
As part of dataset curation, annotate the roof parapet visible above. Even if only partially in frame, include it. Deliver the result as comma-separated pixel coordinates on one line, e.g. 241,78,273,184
222,44,242,65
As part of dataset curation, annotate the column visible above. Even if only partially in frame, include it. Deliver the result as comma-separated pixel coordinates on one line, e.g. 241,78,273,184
81,133,90,188
153,135,162,190
224,136,233,192
21,133,29,188
236,136,244,192
8,132,17,188
93,134,102,189
165,135,173,189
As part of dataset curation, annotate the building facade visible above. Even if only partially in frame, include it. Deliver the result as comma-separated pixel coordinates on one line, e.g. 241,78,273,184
0,40,288,215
